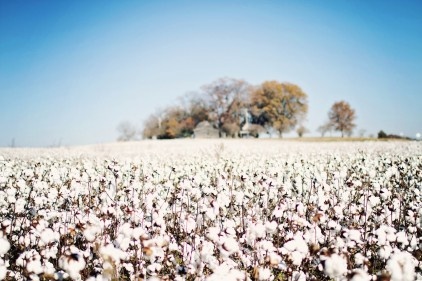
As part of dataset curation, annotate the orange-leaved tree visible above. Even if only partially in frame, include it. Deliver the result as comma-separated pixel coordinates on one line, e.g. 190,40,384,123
250,81,308,137
328,101,356,137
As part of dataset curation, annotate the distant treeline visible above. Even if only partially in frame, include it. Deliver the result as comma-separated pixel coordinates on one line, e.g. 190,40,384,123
118,77,357,140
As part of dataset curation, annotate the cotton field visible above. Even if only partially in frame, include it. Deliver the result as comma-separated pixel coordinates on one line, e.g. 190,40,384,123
0,139,421,281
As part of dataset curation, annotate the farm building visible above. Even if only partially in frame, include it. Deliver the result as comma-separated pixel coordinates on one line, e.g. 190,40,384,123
193,121,219,138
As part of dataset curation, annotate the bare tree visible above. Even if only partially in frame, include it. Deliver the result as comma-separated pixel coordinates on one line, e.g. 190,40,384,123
328,101,356,137
201,77,251,137
117,121,138,141
317,122,333,137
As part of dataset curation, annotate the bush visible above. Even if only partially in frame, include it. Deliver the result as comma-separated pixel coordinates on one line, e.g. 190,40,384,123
378,130,387,138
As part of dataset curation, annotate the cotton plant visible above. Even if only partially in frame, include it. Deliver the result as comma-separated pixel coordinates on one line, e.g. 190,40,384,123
0,140,421,280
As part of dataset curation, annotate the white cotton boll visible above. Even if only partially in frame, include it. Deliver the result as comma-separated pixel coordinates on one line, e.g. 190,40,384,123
272,208,283,218
99,244,127,263
58,246,86,280
368,195,380,207
349,269,371,281
221,237,239,255
396,231,409,246
0,264,6,280
408,235,418,250
205,208,217,221
83,224,102,242
206,227,220,243
265,221,277,234
147,263,162,275
185,216,196,233
323,254,348,279
283,240,296,253
380,188,391,200
258,267,271,280
379,245,393,260
116,236,131,251
385,227,396,242
169,242,178,252
254,222,266,238
354,253,366,265
348,229,362,243
376,229,387,245
268,252,282,266
386,251,417,281
327,220,338,230
225,227,236,236
146,247,165,263
132,227,146,240
258,240,275,252
290,250,304,266
26,258,43,275
42,261,56,276
39,228,59,246
120,223,133,238
0,238,10,256
292,270,306,281
14,198,26,213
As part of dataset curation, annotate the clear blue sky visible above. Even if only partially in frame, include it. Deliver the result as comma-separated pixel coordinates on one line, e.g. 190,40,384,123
1,0,421,146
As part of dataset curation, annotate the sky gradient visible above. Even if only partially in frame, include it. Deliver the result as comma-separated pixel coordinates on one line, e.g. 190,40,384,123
1,0,421,147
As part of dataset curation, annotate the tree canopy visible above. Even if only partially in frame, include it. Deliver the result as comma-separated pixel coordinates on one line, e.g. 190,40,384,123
327,101,356,137
250,81,308,137
141,78,311,139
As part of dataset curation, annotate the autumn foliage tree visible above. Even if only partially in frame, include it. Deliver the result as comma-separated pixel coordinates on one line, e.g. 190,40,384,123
328,101,356,137
250,81,308,137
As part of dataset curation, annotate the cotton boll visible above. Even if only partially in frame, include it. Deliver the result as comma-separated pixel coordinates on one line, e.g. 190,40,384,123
39,228,59,246
253,222,266,239
206,227,221,243
323,254,348,279
290,250,305,266
265,221,277,234
26,258,43,275
396,231,409,246
99,244,127,263
354,253,366,266
58,246,86,280
221,237,240,256
292,271,306,281
386,251,417,281
0,238,10,256
0,263,6,280
147,263,162,275
83,224,102,242
379,245,393,260
268,252,282,266
258,267,271,280
349,268,371,281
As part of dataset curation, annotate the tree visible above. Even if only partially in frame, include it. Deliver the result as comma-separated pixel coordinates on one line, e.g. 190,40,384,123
378,130,387,139
201,78,251,137
317,122,333,137
296,125,309,138
327,101,356,137
117,121,138,141
250,81,308,137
